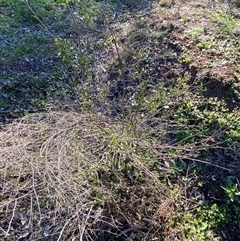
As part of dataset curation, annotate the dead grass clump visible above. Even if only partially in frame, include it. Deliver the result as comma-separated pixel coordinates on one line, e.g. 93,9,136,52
0,111,182,240
0,112,101,240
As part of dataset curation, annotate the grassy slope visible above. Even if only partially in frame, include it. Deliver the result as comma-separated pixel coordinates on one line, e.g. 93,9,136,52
0,0,240,240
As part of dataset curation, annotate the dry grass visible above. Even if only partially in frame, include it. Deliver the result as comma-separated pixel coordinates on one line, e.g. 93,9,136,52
1,107,234,240
0,112,98,240
0,111,183,240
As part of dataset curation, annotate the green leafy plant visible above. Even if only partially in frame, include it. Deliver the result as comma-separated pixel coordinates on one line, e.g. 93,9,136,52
170,203,224,241
186,27,202,37
197,42,211,49
182,56,191,64
181,15,190,22
221,177,240,203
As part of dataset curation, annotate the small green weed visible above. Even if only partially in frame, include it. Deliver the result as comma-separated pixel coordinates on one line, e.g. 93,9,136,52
181,56,191,64
221,176,240,203
197,42,211,49
186,27,202,38
181,15,190,22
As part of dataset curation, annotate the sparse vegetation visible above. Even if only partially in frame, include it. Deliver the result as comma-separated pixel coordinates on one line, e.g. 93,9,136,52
0,0,240,240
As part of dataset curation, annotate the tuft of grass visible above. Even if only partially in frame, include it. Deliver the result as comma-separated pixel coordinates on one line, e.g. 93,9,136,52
186,27,202,38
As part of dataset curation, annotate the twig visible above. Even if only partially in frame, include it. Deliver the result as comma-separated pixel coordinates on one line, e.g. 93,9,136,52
64,0,82,50
57,213,77,241
31,168,42,223
6,200,17,235
22,0,54,37
100,10,123,69
0,226,7,237
182,157,231,171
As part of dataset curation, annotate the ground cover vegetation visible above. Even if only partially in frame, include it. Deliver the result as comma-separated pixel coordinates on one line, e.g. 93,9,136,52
0,0,240,240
